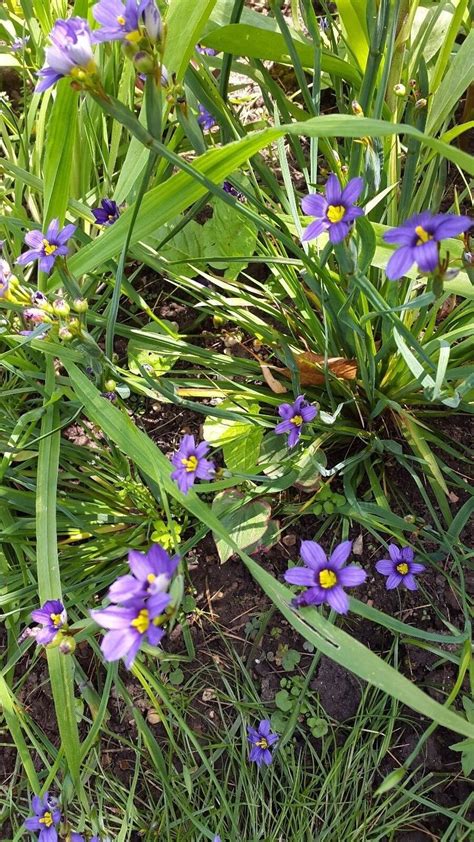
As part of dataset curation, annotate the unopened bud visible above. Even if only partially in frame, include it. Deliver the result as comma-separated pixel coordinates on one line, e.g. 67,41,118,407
393,83,406,97
58,635,76,655
414,97,427,110
53,298,70,316
104,379,116,391
133,50,155,74
58,326,73,341
352,100,363,116
72,297,88,313
143,1,162,43
31,290,48,307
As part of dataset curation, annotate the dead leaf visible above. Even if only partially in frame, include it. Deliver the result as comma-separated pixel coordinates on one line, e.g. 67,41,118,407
281,352,357,386
352,534,363,555
260,362,288,394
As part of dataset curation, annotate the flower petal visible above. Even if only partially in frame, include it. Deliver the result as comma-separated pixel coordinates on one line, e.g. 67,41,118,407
287,425,301,447
107,573,143,603
325,174,342,205
431,214,473,239
16,248,41,266
410,562,425,574
301,218,327,242
402,573,418,591
385,246,414,280
90,605,135,629
385,573,402,590
300,541,326,571
415,240,438,273
329,540,352,569
24,229,45,248
326,586,349,614
341,176,364,205
100,628,137,662
375,559,395,575
258,719,271,736
301,193,326,217
328,220,351,243
284,566,316,587
337,565,367,587
274,419,293,435
388,544,401,563
400,546,414,563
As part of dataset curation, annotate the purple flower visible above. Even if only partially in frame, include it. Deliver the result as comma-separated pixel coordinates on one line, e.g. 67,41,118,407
91,198,121,226
71,835,101,842
16,219,76,274
196,44,217,56
92,0,161,44
301,175,364,244
0,259,12,298
24,792,61,841
197,104,216,132
12,36,29,52
284,540,366,614
223,181,244,201
274,395,317,448
36,17,95,93
107,543,179,611
91,594,169,668
29,600,67,645
375,545,425,590
171,434,215,494
247,719,278,767
383,211,473,280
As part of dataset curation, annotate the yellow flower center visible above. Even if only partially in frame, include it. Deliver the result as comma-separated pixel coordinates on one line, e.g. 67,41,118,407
319,569,337,589
42,239,57,256
327,205,346,223
125,29,141,43
131,609,150,634
147,573,156,583
50,612,63,627
415,225,431,245
117,15,126,25
291,414,303,426
39,813,53,828
396,562,409,575
256,737,269,749
181,455,198,472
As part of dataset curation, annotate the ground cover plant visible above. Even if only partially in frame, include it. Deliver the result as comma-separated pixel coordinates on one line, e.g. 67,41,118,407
0,0,473,839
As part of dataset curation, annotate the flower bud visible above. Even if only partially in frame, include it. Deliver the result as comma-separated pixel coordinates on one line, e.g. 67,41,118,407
414,98,427,110
393,83,406,97
24,307,49,323
143,1,162,43
72,297,88,313
58,635,76,655
31,290,48,307
53,298,70,316
351,100,363,116
133,50,156,74
104,378,117,391
58,326,73,341
374,767,406,795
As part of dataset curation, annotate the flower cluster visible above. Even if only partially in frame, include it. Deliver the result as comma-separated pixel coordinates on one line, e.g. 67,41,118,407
171,434,215,494
0,277,89,341
92,0,164,77
90,543,178,668
274,395,317,448
285,540,425,615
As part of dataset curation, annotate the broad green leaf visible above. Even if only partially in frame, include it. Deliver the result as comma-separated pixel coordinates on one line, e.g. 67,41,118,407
222,428,263,473
43,80,78,224
128,321,181,376
212,490,272,563
202,23,361,86
164,0,217,80
336,0,369,70
63,364,474,739
425,29,474,136
203,400,261,445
